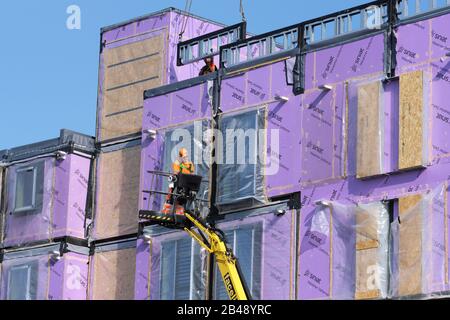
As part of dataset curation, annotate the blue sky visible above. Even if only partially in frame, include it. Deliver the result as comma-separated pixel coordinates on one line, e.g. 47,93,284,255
0,0,369,149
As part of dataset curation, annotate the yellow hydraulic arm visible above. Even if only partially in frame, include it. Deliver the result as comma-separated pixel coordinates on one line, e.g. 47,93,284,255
183,213,250,301
139,171,250,300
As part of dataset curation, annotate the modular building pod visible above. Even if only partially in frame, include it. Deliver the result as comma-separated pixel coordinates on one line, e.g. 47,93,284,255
97,8,226,143
0,241,90,300
135,201,297,300
0,130,95,249
88,238,137,300
139,59,303,216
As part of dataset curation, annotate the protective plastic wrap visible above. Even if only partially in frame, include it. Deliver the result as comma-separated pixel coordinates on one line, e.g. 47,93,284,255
214,204,297,300
216,107,267,209
389,184,450,299
0,254,49,300
299,200,389,300
89,240,137,300
2,154,91,247
3,158,54,247
135,228,208,300
347,76,387,178
347,70,431,178
0,246,89,300
140,119,212,218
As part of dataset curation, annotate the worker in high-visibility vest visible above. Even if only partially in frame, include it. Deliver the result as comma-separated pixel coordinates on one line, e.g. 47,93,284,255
199,56,218,76
172,147,195,175
162,148,195,215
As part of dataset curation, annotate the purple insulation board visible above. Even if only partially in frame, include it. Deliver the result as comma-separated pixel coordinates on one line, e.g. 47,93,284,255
396,12,450,73
308,33,385,89
167,11,222,83
135,202,297,300
219,61,303,199
0,247,89,300
2,154,91,248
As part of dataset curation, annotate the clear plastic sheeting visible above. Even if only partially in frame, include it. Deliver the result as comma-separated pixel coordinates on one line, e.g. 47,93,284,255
299,200,390,300
214,204,296,300
3,158,55,247
389,184,450,299
216,107,267,209
0,254,49,300
347,75,387,179
142,120,212,218
136,229,208,300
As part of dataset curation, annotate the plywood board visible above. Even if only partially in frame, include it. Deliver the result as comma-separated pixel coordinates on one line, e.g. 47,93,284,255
399,71,424,170
91,248,137,300
100,34,166,141
355,206,381,299
95,145,141,239
355,248,382,300
357,81,382,178
398,194,423,297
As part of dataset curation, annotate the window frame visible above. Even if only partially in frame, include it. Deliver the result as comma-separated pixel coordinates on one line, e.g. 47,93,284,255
213,222,263,300
13,165,38,214
159,237,202,300
7,264,33,300
217,107,265,205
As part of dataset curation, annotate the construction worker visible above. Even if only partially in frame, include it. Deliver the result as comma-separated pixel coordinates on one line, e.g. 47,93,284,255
199,56,218,76
172,147,195,175
162,148,195,215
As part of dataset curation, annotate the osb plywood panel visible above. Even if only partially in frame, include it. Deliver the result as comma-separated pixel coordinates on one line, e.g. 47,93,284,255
398,194,423,297
357,81,382,178
355,248,381,300
91,248,137,300
100,34,166,141
355,206,381,299
399,71,424,170
95,146,140,239
355,206,379,249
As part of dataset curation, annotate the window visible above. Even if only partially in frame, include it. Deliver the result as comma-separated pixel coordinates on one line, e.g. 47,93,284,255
214,223,263,300
13,162,44,214
156,121,210,210
7,263,38,300
160,237,206,300
217,109,265,205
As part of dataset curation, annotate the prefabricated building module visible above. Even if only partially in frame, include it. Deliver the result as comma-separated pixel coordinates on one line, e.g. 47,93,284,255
0,129,95,249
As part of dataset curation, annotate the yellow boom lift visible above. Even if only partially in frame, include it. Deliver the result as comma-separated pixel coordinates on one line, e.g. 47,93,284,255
139,171,251,300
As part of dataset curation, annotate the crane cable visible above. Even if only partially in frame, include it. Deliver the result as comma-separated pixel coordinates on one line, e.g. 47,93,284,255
179,0,193,41
240,0,246,22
